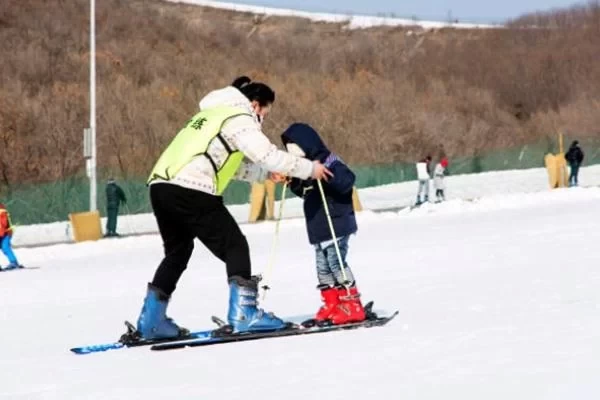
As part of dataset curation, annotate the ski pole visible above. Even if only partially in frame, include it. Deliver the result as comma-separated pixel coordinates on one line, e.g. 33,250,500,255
260,181,288,300
316,179,350,289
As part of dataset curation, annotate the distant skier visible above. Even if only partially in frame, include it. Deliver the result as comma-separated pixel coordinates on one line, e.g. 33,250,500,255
276,122,366,325
433,157,449,202
415,155,432,205
104,178,127,237
0,203,23,271
132,76,332,340
565,140,584,187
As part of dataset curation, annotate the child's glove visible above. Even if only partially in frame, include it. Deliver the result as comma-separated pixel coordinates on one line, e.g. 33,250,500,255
269,172,291,184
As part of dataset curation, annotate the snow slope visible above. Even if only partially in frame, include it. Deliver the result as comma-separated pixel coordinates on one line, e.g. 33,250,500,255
11,164,600,248
164,0,501,29
2,186,600,399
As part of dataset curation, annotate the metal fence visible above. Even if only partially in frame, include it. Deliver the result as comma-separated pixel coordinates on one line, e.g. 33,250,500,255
2,136,598,226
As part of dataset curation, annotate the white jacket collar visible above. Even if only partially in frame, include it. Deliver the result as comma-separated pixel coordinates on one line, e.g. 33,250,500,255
198,86,261,125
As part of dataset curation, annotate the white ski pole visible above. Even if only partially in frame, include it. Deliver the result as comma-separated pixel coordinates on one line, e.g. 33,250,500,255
316,179,350,289
260,181,288,300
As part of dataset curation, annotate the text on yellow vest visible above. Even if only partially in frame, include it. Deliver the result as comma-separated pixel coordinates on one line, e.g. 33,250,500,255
148,107,251,194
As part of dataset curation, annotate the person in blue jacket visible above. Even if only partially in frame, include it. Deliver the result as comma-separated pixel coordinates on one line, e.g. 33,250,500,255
279,123,366,325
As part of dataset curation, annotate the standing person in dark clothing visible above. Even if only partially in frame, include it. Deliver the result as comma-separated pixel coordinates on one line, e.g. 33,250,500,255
565,141,584,187
105,178,127,237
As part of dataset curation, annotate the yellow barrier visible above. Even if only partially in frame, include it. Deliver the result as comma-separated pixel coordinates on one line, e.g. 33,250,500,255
556,153,568,188
544,153,568,189
69,211,103,242
248,180,276,222
352,187,363,212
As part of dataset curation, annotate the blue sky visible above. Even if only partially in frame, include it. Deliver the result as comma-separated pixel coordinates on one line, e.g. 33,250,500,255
220,0,581,23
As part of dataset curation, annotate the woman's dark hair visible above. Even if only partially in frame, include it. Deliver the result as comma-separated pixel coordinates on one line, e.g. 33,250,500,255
231,75,275,107
231,76,252,89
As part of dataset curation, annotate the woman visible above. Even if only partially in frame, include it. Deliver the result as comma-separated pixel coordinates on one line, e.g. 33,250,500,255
134,76,332,339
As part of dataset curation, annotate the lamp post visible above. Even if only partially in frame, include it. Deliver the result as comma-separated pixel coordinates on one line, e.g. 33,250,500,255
87,0,97,211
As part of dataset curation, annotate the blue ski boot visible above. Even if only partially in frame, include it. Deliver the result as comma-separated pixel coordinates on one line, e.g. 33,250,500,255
135,283,189,340
227,276,288,333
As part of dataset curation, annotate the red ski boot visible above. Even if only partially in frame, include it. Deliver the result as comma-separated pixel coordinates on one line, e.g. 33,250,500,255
330,286,366,325
315,286,340,321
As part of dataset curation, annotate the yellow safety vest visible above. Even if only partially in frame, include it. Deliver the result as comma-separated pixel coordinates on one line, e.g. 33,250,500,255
148,106,250,195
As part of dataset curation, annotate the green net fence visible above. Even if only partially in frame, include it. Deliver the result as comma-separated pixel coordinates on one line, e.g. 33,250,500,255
2,136,599,226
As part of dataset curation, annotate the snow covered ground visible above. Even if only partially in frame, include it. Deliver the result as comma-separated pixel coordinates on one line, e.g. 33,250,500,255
1,178,600,399
11,164,600,248
164,0,501,29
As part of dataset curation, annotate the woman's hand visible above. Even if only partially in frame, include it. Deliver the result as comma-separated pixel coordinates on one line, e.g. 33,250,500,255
311,161,334,181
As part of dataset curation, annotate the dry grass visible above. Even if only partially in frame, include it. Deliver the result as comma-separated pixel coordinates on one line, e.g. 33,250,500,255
1,0,599,187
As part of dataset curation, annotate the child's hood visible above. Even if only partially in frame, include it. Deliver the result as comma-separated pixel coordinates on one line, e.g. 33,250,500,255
281,123,330,161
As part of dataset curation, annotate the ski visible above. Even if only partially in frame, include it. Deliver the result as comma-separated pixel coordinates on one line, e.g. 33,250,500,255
69,321,213,355
70,303,398,354
0,265,40,272
150,303,399,351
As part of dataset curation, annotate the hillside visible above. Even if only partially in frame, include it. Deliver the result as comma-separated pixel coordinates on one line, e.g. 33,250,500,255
1,0,599,188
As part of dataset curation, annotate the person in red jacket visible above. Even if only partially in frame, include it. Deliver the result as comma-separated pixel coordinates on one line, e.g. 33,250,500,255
0,203,23,271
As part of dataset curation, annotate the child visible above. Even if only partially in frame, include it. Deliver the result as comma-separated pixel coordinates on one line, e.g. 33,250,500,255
433,157,449,203
0,203,23,271
279,123,365,325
